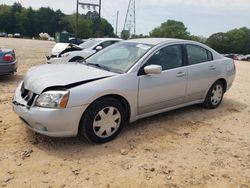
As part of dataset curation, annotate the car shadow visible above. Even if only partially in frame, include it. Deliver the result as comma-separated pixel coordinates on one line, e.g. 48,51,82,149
24,96,247,160
0,74,23,84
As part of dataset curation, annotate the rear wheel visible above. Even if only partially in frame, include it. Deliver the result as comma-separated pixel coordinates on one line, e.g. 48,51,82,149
79,98,126,143
203,81,224,109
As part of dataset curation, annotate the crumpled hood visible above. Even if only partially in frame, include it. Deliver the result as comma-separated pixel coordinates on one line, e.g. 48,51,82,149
23,63,117,94
51,43,82,56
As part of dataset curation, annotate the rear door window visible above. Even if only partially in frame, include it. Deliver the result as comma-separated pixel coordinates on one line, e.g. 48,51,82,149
186,44,213,65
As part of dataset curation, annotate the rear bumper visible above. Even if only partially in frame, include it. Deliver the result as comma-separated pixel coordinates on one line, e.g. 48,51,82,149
0,60,18,75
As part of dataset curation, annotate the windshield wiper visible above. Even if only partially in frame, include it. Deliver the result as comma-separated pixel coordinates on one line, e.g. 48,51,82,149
85,63,111,71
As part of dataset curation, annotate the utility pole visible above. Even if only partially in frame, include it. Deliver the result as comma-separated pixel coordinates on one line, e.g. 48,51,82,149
76,0,102,37
99,0,102,24
76,0,79,38
115,11,119,36
123,0,136,37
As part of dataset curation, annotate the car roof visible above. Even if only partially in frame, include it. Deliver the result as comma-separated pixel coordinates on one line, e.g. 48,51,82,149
93,38,122,42
125,38,188,46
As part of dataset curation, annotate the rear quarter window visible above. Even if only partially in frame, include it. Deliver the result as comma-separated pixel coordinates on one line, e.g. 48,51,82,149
186,44,213,65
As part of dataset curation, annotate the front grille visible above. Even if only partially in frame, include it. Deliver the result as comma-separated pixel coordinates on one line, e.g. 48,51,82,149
20,83,37,107
21,83,28,98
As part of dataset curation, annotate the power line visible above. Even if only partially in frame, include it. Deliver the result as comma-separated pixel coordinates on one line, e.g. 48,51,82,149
76,0,101,37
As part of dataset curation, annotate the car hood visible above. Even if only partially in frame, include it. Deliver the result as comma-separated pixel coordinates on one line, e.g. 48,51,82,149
51,43,82,55
23,63,117,94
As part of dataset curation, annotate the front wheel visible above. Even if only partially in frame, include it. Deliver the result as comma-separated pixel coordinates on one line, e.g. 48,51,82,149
203,81,225,109
79,98,126,143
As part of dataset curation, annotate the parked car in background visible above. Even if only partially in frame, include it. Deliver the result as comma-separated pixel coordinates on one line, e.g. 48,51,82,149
48,37,55,41
224,54,238,60
47,38,122,64
236,54,245,61
8,34,14,38
13,38,235,143
68,37,87,45
0,32,7,37
14,33,21,38
0,48,18,76
241,54,250,61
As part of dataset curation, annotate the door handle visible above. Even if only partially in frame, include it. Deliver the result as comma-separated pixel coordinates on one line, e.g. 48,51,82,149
176,72,186,77
209,65,216,70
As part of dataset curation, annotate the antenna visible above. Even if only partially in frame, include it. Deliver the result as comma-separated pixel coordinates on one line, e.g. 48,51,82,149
123,0,136,36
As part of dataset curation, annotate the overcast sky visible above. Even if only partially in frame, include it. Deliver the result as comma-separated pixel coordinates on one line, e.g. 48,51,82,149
1,0,250,37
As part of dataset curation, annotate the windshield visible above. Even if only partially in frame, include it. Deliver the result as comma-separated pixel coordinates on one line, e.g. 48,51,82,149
79,39,101,49
86,42,153,73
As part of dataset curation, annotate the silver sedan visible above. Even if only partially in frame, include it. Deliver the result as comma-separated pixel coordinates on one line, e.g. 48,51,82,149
13,38,236,143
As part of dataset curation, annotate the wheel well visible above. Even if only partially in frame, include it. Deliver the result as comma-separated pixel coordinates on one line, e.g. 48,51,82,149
217,78,227,92
96,95,131,121
78,94,131,132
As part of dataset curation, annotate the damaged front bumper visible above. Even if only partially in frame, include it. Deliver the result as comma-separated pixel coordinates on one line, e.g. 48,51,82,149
12,83,87,137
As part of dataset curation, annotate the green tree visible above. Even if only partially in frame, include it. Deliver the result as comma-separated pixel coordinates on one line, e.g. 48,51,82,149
0,3,115,39
62,14,93,39
189,35,206,43
121,30,130,40
207,28,250,54
206,32,226,52
150,20,190,39
0,5,12,33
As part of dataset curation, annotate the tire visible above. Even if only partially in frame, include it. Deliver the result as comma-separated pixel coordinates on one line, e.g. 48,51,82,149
69,56,84,62
79,97,126,143
203,80,225,109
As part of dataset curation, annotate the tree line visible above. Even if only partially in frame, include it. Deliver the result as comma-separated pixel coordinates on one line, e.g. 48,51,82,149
1,3,249,54
132,20,250,54
0,2,115,38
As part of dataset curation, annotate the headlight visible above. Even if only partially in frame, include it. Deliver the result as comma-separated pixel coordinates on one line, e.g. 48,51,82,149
61,53,70,58
36,90,70,109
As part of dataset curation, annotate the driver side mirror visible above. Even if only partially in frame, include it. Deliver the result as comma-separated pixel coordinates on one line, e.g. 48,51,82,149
95,46,103,51
144,65,162,75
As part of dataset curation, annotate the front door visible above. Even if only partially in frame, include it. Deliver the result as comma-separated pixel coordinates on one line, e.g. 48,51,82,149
138,44,188,115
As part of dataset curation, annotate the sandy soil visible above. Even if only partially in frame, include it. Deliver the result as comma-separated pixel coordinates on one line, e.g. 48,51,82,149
0,38,249,188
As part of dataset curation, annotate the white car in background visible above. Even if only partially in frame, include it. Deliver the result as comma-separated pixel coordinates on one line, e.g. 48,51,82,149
47,38,122,64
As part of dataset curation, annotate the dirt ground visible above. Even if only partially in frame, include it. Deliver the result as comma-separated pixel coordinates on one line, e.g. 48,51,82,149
0,38,249,188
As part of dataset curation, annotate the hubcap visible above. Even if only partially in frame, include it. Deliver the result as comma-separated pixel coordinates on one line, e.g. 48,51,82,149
211,84,223,106
93,107,121,138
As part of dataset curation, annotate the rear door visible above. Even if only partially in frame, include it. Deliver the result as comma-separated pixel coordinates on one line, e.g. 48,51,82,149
185,44,219,102
138,44,188,114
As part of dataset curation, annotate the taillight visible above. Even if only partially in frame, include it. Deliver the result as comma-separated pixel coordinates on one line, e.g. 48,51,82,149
3,54,14,62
